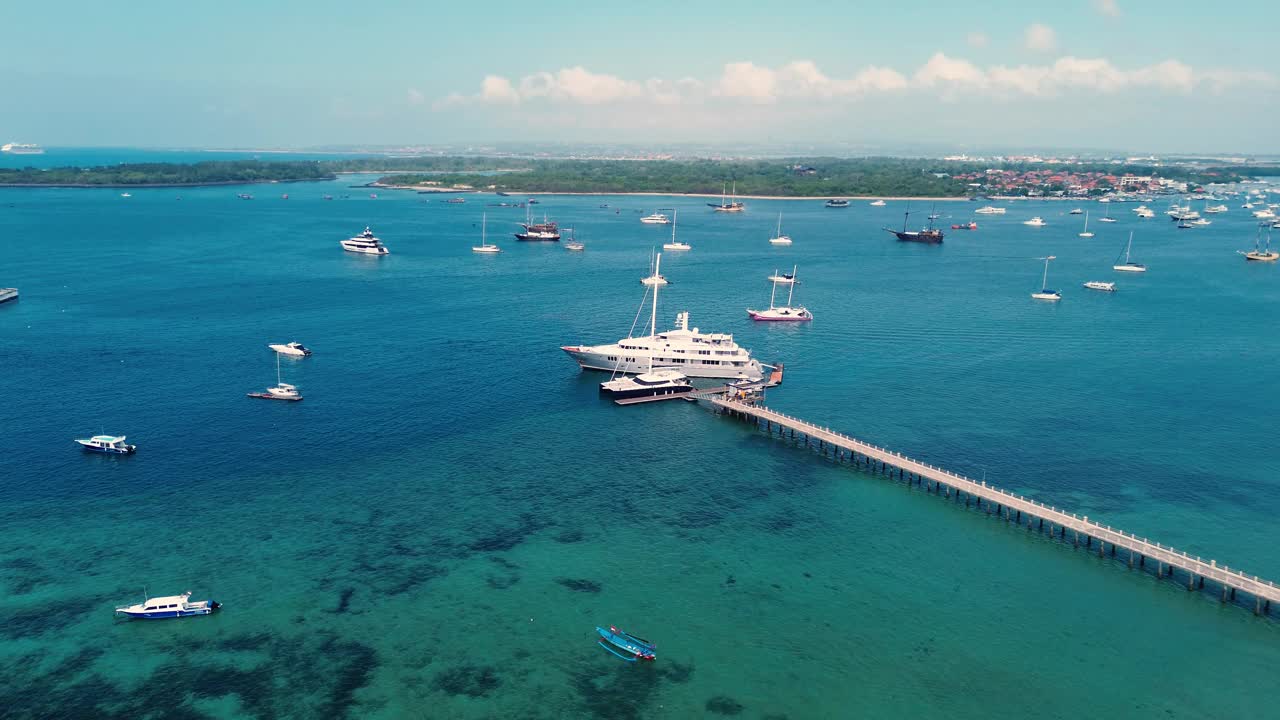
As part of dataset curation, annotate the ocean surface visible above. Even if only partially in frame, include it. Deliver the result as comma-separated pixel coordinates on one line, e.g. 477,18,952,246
1,178,1278,719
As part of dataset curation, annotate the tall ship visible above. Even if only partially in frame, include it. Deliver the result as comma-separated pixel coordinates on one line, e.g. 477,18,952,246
1,142,43,155
708,182,745,213
561,254,764,380
514,205,560,241
884,204,943,244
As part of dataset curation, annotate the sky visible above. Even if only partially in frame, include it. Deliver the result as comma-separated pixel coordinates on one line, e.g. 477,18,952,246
3,0,1278,154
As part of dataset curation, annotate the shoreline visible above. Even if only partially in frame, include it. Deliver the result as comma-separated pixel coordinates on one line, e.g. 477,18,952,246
0,176,335,189
368,183,969,201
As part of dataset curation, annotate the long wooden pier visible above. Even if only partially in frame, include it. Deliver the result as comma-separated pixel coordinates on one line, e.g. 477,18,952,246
707,397,1279,616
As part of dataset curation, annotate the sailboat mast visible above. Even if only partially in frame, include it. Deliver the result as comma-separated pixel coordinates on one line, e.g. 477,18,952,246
776,212,781,236
786,265,797,305
1042,258,1049,290
1126,231,1133,263
1083,210,1088,231
902,202,910,232
482,212,487,246
651,254,661,337
769,272,778,309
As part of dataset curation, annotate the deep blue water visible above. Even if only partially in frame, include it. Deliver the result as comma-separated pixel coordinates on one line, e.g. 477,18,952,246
2,179,1279,718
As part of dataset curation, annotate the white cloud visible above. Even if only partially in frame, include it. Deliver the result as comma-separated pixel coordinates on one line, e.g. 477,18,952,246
1094,0,1121,17
1024,23,1057,52
438,55,1271,109
967,32,988,48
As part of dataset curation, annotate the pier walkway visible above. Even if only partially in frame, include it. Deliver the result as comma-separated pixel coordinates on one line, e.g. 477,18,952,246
706,397,1279,616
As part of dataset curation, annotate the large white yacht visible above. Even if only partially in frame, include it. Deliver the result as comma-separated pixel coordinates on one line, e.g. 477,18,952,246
640,213,671,225
562,263,764,380
341,227,390,255
974,206,1006,215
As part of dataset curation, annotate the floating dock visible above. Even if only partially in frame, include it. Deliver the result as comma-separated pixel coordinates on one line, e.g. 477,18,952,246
706,397,1279,617
613,364,785,406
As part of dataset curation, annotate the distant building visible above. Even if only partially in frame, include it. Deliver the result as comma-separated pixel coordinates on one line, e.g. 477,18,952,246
1119,175,1152,188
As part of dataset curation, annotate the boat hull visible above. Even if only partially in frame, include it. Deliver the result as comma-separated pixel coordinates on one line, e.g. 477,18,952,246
78,443,136,454
0,288,18,304
599,383,693,399
886,229,943,244
747,310,812,322
117,601,220,620
595,626,656,662
340,244,389,255
561,347,762,381
514,234,560,241
247,393,303,401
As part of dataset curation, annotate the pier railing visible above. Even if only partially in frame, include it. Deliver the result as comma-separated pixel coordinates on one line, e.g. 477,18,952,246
707,397,1279,613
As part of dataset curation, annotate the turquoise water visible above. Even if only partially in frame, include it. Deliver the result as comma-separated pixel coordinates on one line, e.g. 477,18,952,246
2,181,1278,718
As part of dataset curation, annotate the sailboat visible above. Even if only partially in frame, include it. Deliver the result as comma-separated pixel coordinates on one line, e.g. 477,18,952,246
748,266,813,321
1239,224,1279,262
1098,210,1117,223
1031,256,1061,301
248,352,303,401
472,213,502,253
1113,232,1146,272
1079,210,1094,238
641,249,669,286
564,227,585,251
768,213,792,245
663,210,690,250
708,181,745,212
884,202,944,243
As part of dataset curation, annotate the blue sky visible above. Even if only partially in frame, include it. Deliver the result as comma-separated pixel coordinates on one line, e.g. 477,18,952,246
4,0,1278,152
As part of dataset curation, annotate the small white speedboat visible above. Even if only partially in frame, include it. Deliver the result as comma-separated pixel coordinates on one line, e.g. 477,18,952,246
1083,281,1116,292
115,591,220,620
640,213,671,225
869,200,886,207
600,368,692,399
268,342,311,357
75,435,136,454
1023,217,1047,227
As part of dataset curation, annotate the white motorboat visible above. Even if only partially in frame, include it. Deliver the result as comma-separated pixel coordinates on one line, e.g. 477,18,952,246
1069,208,1084,215
1204,204,1228,214
561,260,764,380
662,210,690,251
472,213,502,253
268,341,312,357
1113,232,1146,273
1135,207,1155,218
768,212,792,245
640,250,668,286
1031,255,1061,301
748,265,812,321
869,200,886,207
1252,209,1276,220
1083,281,1116,292
766,270,798,284
599,367,693,399
1191,217,1212,226
115,590,220,620
1079,211,1094,238
75,435,136,454
341,227,390,255
1023,217,1047,227
640,213,671,225
120,193,132,198
974,206,1006,215
0,288,17,304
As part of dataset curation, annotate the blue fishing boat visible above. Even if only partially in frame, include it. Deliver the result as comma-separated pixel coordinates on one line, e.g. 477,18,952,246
595,625,656,662
115,590,221,619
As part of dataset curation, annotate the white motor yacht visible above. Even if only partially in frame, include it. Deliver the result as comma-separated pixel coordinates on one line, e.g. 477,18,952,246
1069,208,1084,215
268,341,312,357
75,435,137,454
974,206,1006,215
341,227,390,255
1083,281,1116,292
869,200,886,207
0,288,17,304
1253,209,1276,220
1023,217,1047,227
1135,207,1155,218
1191,217,1212,226
640,213,671,225
115,591,220,620
562,261,764,380
599,368,693,399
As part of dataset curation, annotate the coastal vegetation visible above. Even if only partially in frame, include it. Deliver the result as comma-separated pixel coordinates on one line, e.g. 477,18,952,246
0,156,1272,196
0,160,334,187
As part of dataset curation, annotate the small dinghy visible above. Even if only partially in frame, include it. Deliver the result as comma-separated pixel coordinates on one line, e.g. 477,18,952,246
596,625,656,662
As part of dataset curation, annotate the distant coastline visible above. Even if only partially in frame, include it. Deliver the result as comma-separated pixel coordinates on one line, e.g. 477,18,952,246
0,177,332,189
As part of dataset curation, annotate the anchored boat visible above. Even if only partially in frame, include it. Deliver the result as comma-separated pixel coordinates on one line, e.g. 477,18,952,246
595,625,656,662
115,590,221,620
76,435,136,454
